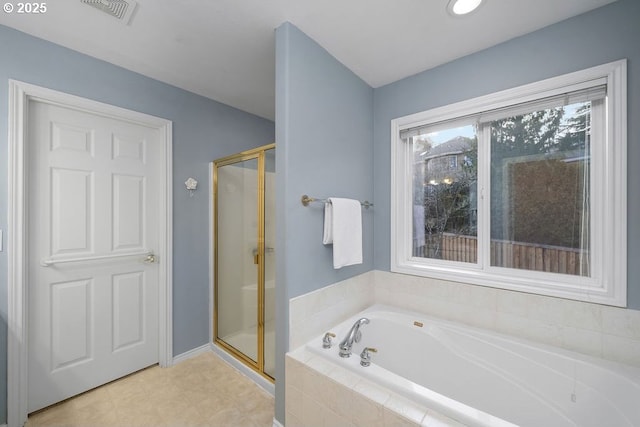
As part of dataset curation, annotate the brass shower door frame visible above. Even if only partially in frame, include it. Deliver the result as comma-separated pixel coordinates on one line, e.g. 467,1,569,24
212,143,275,381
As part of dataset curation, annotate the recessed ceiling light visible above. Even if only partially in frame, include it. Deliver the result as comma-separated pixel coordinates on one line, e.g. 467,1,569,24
447,0,483,16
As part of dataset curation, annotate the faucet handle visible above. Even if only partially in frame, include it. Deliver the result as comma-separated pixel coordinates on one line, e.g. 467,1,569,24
322,332,336,348
360,347,378,367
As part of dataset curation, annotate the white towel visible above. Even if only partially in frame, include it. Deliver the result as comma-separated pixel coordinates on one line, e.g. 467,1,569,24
323,198,363,269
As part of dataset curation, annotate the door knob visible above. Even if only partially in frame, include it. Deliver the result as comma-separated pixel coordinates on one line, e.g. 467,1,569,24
143,253,156,264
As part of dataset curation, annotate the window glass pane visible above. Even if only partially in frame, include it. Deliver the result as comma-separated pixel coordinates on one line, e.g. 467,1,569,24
411,125,477,262
490,102,591,276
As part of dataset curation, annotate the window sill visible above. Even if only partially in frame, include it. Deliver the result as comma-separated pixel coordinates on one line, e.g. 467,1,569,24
391,261,626,308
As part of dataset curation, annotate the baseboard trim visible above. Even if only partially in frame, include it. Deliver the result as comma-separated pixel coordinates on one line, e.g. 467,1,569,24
171,344,211,365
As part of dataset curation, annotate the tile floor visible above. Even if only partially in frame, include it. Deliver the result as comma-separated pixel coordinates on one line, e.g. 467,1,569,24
26,352,275,427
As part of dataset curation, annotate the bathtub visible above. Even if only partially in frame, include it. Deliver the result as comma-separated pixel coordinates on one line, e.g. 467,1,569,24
306,304,640,427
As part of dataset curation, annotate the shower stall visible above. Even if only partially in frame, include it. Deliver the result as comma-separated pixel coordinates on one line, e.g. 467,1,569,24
212,143,275,380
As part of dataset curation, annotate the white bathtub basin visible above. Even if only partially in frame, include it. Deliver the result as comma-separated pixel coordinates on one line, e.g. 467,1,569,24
307,304,640,427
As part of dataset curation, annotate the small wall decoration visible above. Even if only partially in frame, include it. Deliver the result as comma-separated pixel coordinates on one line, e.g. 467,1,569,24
185,177,198,197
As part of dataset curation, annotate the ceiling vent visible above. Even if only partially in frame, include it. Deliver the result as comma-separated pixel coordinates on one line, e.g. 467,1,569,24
80,0,138,24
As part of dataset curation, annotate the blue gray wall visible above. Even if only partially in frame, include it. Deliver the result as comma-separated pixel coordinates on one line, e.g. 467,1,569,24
373,0,640,308
275,0,639,422
274,22,373,423
0,24,274,423
3,0,639,424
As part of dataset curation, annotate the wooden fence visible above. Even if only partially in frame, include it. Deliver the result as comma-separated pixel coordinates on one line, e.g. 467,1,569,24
434,233,589,276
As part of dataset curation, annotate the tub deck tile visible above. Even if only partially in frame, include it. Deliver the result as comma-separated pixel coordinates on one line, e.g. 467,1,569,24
383,393,428,426
421,410,467,427
352,378,391,405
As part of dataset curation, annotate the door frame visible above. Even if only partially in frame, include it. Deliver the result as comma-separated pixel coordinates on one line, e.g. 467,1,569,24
7,80,173,427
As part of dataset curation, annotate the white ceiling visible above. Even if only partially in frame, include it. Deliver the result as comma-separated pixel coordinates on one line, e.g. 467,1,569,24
0,0,617,120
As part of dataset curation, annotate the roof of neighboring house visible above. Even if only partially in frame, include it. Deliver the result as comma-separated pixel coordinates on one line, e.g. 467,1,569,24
423,136,474,160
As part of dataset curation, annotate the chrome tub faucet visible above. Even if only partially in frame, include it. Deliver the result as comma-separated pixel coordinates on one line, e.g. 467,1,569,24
360,347,378,367
322,332,336,349
339,317,370,358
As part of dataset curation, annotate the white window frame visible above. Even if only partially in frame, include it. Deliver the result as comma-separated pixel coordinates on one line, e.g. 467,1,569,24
390,60,627,307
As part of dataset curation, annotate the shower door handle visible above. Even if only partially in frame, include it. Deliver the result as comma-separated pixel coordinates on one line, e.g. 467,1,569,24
252,247,274,264
252,248,259,264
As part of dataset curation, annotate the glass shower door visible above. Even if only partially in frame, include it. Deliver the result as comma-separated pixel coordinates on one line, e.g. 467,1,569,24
215,156,260,364
214,143,275,380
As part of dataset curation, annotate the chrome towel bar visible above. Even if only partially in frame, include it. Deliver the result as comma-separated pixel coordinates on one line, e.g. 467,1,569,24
301,194,373,209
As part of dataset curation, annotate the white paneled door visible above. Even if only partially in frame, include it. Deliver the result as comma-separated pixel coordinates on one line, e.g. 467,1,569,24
27,100,161,412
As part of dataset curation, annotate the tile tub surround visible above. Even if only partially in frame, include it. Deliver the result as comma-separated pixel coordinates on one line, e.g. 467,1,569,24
285,348,464,427
287,270,640,426
289,270,640,369
373,270,640,368
289,271,376,350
